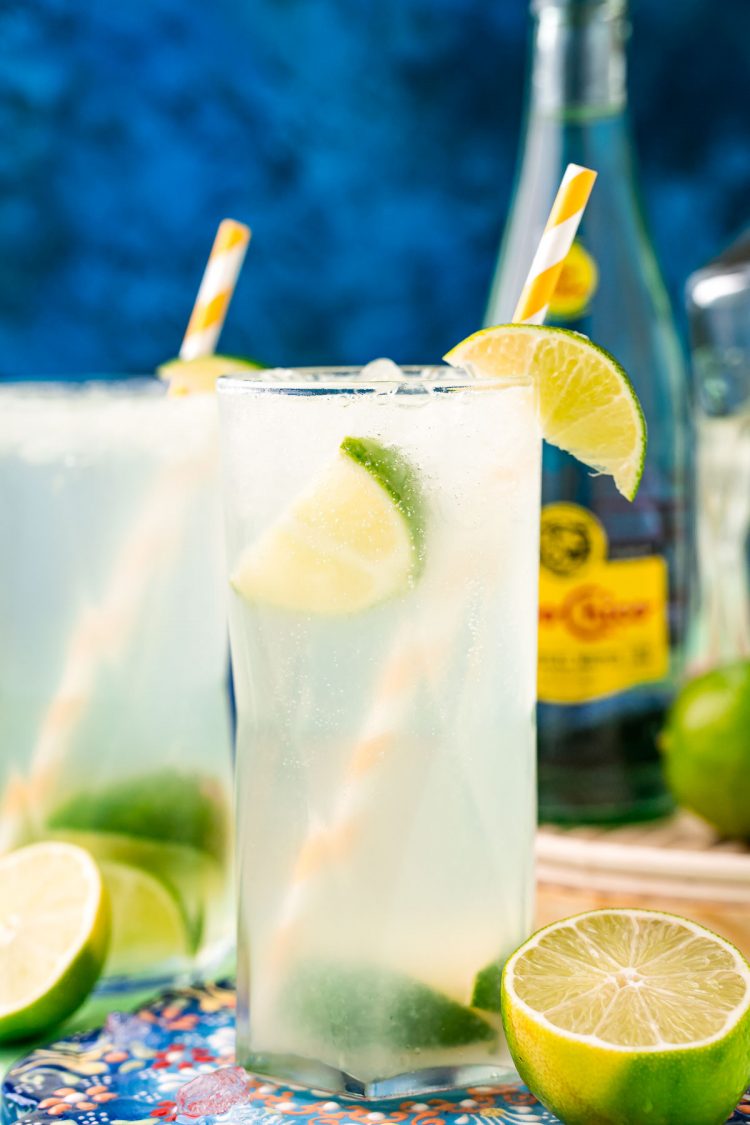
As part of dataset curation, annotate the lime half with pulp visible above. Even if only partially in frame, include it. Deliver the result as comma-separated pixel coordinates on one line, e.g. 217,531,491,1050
0,842,109,1041
444,324,646,500
502,908,750,1125
231,436,425,615
50,830,221,958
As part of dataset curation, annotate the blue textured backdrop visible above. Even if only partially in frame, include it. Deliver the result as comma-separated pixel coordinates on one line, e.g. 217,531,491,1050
1,0,748,377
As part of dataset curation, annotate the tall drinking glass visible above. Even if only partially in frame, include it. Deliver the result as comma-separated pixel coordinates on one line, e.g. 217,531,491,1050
219,365,541,1097
0,381,233,992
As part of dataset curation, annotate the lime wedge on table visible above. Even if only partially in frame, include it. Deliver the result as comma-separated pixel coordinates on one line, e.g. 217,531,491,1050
502,909,750,1125
282,962,496,1050
98,861,191,977
444,324,646,500
158,354,261,396
232,436,425,615
0,842,109,1041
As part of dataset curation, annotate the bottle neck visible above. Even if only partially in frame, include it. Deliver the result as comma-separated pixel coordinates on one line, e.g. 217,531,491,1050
529,0,628,119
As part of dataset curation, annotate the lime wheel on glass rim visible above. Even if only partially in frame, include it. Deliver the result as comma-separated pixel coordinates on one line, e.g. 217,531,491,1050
158,355,261,396
444,323,646,501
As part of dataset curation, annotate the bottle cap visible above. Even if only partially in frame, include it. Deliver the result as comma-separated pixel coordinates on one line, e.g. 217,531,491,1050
687,230,750,416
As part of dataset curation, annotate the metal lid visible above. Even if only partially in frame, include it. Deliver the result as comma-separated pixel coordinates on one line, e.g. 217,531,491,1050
687,230,750,313
532,0,626,15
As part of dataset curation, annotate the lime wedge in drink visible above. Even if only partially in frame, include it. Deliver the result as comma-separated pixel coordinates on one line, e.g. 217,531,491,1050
444,324,646,500
0,842,109,1041
47,769,229,862
282,962,496,1051
157,354,261,396
502,909,750,1125
98,861,191,977
231,436,426,615
471,959,503,1014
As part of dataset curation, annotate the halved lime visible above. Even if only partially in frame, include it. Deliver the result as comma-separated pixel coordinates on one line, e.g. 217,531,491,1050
48,829,224,954
0,842,109,1041
444,324,646,500
282,962,496,1050
158,354,261,396
502,908,750,1125
98,861,191,977
231,436,425,615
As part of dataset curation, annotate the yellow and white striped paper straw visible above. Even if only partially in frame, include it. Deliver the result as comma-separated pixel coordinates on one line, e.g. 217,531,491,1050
180,219,251,360
266,555,482,970
513,163,597,324
269,627,434,965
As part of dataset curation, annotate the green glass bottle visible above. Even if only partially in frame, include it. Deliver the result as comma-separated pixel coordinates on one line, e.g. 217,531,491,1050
486,0,689,823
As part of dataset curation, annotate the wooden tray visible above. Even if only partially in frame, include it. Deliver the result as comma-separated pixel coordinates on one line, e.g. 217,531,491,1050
536,812,750,956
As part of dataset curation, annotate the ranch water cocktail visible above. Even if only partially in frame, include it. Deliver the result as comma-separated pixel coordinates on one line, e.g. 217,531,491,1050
219,362,541,1096
0,381,233,991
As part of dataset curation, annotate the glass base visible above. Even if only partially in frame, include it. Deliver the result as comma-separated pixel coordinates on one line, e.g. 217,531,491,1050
242,1052,518,1100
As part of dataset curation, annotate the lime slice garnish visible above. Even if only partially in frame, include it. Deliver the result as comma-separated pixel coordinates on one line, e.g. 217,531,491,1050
46,770,229,863
502,909,750,1125
98,861,191,977
231,436,425,615
282,962,496,1050
444,324,646,500
157,354,261,396
0,842,109,1041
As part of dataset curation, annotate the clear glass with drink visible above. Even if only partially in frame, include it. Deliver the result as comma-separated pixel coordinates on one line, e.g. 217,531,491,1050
219,362,541,1097
0,380,234,991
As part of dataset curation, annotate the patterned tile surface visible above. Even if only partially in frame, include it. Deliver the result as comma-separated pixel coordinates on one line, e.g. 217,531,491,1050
3,984,749,1125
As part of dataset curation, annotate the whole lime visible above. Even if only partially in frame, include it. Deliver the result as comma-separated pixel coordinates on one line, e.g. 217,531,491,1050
662,660,750,839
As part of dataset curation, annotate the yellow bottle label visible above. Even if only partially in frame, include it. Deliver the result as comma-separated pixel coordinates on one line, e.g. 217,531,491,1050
538,503,669,704
548,240,599,320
